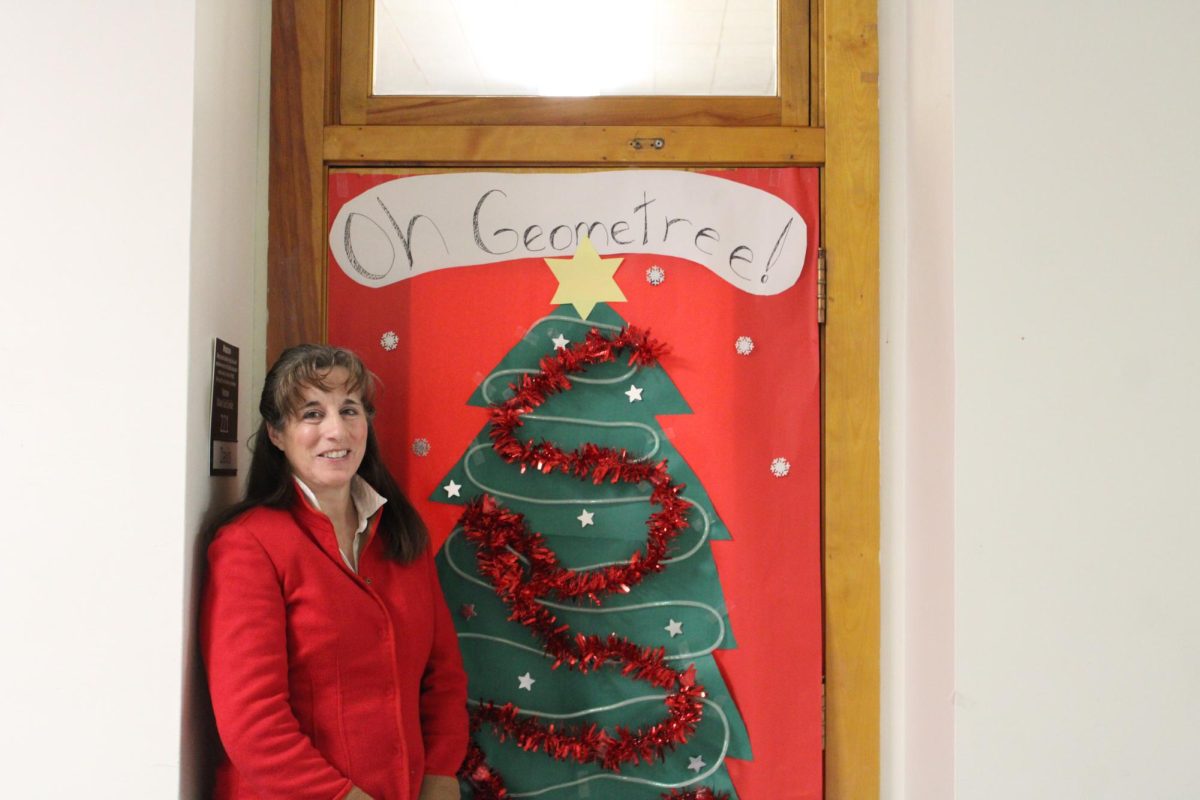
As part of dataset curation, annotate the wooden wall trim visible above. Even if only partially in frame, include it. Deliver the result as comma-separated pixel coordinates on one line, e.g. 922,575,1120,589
810,0,826,127
267,0,329,359
323,125,826,166
780,0,812,124
821,0,881,795
338,0,369,124
345,0,807,127
363,96,783,127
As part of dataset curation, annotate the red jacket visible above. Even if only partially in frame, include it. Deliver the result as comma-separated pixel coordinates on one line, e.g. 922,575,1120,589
200,494,468,800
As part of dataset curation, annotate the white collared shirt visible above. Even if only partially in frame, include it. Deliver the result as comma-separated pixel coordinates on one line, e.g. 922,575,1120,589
293,476,387,572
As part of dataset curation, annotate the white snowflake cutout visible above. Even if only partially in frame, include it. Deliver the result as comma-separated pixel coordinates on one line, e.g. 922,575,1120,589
380,330,399,351
770,457,791,477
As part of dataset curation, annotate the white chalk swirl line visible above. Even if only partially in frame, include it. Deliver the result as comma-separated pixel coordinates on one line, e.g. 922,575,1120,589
444,495,710,570
479,315,645,414
457,635,731,797
447,534,726,661
460,315,731,796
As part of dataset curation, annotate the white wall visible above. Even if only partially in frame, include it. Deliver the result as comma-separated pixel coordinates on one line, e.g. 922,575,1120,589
883,0,1200,798
180,0,271,797
879,0,956,796
0,3,268,796
0,4,197,795
954,2,1200,797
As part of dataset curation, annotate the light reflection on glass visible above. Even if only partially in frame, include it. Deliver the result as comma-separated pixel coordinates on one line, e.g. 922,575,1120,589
372,0,777,97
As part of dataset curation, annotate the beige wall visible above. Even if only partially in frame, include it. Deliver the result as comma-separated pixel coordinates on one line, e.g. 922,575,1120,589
0,4,196,795
180,0,271,796
880,0,956,796
0,2,268,795
882,1,1200,798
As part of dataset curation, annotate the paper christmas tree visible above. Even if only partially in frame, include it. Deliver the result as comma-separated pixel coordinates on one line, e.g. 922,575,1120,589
432,242,752,799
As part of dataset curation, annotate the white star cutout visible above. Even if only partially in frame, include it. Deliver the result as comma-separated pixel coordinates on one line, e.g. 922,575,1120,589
665,619,683,638
517,672,536,691
577,509,595,527
443,480,462,498
551,333,570,350
687,755,706,773
624,384,644,402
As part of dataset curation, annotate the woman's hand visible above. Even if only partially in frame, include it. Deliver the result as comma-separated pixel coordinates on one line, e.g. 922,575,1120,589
417,774,460,800
345,786,375,800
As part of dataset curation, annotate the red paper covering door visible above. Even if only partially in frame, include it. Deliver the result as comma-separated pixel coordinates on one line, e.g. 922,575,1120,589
327,168,821,799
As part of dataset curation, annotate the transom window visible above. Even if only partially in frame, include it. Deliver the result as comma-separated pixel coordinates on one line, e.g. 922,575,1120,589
372,0,778,97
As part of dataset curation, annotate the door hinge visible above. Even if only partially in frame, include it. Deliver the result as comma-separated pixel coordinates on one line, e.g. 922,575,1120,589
817,248,827,325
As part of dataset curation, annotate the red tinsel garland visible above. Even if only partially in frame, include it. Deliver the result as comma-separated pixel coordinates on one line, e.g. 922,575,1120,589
662,789,732,800
457,326,727,800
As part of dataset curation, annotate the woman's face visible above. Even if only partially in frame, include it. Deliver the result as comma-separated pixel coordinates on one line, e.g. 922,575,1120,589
268,367,368,497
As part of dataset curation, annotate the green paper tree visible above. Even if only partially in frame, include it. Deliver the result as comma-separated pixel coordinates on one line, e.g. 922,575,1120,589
433,303,751,799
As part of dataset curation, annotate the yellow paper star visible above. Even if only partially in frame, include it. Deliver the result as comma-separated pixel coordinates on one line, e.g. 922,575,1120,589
545,236,625,319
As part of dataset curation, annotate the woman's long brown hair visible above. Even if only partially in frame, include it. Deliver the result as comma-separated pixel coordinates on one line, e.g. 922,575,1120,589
204,343,428,562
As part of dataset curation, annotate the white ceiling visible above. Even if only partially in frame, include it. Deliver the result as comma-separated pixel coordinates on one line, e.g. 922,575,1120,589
373,0,777,97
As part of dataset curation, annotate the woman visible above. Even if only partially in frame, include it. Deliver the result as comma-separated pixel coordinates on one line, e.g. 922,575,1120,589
201,344,467,800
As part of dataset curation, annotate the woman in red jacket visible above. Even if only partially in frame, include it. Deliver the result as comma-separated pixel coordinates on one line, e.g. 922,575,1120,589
201,344,468,800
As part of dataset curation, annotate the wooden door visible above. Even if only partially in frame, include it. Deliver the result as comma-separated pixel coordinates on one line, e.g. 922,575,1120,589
266,1,878,796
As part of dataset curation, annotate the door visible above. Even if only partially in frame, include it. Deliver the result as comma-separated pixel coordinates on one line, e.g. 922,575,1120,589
266,0,879,795
326,167,822,798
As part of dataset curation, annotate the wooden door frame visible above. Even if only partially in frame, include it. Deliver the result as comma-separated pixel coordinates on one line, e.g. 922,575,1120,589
266,1,878,796
335,0,809,126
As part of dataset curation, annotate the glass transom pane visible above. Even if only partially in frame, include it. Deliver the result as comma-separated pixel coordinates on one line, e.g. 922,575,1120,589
372,0,778,97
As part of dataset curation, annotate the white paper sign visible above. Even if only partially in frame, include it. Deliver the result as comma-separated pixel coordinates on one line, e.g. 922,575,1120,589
328,170,807,296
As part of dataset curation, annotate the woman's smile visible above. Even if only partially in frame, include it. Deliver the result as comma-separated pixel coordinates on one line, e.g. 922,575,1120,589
267,366,369,497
